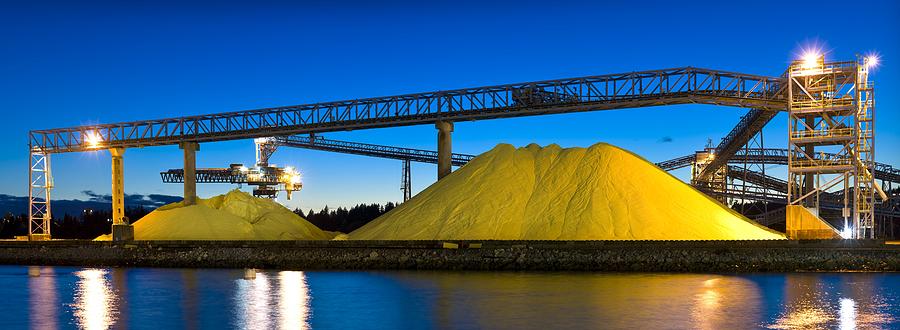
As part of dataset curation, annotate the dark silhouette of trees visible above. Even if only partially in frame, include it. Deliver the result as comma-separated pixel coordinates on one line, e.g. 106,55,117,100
297,202,396,233
0,199,399,238
0,206,151,239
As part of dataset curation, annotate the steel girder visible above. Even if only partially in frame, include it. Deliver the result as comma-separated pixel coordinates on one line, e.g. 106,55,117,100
160,168,253,184
726,165,786,193
658,148,900,184
695,108,779,182
29,67,785,154
275,135,474,166
655,154,695,171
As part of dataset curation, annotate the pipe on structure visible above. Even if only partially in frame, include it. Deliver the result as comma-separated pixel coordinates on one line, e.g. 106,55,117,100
180,142,199,205
436,121,454,180
110,147,126,224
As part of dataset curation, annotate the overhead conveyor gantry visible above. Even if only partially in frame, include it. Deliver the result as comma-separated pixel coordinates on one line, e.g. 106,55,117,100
34,58,896,241
27,66,789,240
28,67,786,153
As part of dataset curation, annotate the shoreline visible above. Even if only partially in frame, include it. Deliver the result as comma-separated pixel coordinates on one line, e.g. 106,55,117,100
0,240,897,272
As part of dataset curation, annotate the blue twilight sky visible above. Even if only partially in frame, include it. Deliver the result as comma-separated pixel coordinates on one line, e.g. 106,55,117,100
0,0,898,212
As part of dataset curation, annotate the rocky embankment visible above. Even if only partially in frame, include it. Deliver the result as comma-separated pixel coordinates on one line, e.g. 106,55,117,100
0,240,896,272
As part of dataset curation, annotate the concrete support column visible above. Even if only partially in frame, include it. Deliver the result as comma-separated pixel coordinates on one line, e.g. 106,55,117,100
436,120,454,180
110,148,126,224
110,147,133,241
180,142,199,206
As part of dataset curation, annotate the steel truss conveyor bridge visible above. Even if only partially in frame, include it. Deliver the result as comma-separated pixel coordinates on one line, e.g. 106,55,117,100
26,58,890,240
29,67,783,153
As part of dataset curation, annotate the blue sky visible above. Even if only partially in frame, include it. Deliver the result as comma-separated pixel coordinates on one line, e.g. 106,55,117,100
1,0,897,212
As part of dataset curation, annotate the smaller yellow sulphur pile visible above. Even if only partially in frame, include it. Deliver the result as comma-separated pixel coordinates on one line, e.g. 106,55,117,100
96,189,333,240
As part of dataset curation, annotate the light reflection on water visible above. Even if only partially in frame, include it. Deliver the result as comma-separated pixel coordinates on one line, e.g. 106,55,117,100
765,274,895,329
71,269,118,330
6,267,899,329
279,271,311,330
234,271,310,330
27,266,58,329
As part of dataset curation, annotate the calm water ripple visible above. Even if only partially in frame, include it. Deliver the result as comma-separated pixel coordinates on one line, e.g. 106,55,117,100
0,266,897,329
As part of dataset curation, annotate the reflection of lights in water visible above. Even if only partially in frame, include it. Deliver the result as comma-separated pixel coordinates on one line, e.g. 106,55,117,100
698,289,720,310
769,298,892,329
236,272,272,330
839,298,855,330
691,276,764,329
279,271,311,330
235,271,313,330
693,277,723,330
29,267,58,329
72,269,118,330
768,305,833,329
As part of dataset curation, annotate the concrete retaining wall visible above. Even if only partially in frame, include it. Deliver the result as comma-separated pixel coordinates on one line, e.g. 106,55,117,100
0,240,896,272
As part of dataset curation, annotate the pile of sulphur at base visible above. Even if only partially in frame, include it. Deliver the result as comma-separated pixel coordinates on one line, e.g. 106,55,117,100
350,143,785,240
96,189,334,240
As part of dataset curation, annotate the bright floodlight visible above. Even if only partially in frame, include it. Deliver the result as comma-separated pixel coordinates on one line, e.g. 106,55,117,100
801,51,820,69
866,55,879,68
84,131,102,148
839,226,854,239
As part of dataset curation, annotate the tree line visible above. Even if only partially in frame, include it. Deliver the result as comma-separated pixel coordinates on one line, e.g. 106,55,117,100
295,202,397,233
0,202,399,238
0,206,151,239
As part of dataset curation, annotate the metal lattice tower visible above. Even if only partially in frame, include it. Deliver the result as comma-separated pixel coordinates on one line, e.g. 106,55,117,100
787,55,877,239
28,151,53,239
401,159,412,202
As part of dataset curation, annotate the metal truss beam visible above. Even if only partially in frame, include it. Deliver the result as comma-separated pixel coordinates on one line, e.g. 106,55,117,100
695,108,778,182
658,148,900,184
30,67,785,154
273,135,474,166
655,155,695,171
160,168,249,184
727,165,786,194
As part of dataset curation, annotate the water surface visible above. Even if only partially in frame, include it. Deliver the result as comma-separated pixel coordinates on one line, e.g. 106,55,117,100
0,266,897,329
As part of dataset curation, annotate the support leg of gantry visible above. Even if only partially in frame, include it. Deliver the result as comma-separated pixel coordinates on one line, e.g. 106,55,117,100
27,151,53,241
180,142,199,206
436,120,454,180
401,159,411,202
110,147,133,241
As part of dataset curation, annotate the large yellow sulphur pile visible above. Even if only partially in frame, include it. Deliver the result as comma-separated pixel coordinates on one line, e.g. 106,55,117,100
96,189,332,240
351,143,785,240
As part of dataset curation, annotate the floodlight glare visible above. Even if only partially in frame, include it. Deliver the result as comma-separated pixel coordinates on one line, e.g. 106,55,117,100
84,131,102,148
866,55,879,68
801,51,820,69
